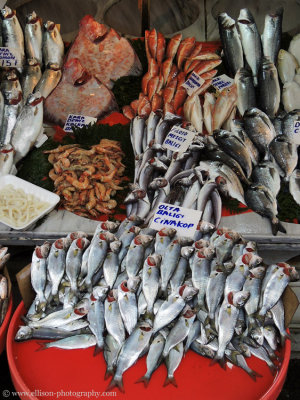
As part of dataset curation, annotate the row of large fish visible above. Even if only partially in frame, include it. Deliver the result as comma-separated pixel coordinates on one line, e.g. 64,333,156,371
0,6,64,175
16,219,299,392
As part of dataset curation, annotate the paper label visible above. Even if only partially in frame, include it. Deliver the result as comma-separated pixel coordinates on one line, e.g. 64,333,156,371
212,74,234,92
149,202,203,238
293,121,300,145
64,114,97,132
162,126,196,153
0,47,21,67
182,72,205,96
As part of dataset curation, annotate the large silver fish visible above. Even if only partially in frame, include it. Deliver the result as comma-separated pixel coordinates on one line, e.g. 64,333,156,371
11,92,44,163
258,58,280,118
25,11,43,65
87,286,108,354
42,21,64,67
21,58,42,103
66,238,90,294
218,13,243,76
104,290,125,346
251,161,281,197
164,341,184,387
235,68,256,116
237,9,262,86
142,254,161,314
118,277,140,335
1,6,25,70
37,334,96,350
47,238,70,300
31,243,51,312
104,334,122,380
269,135,298,180
103,240,122,289
261,8,283,64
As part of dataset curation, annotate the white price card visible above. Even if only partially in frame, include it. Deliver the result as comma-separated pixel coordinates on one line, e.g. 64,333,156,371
64,114,97,132
182,72,205,96
0,47,21,68
212,74,234,92
162,125,196,153
293,120,300,145
149,203,203,238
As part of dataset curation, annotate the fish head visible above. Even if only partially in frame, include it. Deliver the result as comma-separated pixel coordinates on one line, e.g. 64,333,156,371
149,178,168,190
139,234,154,247
107,289,117,302
102,232,117,243
198,221,215,234
27,58,40,67
158,227,177,238
178,236,194,246
180,284,198,301
223,261,234,273
248,254,263,268
92,285,109,301
238,8,255,24
250,326,264,346
181,246,195,259
239,342,251,358
128,226,141,235
139,320,153,332
182,305,195,319
99,221,120,233
127,276,141,292
245,241,257,252
203,246,215,260
1,6,14,19
15,326,32,341
250,266,266,279
232,290,250,307
147,254,162,267
26,92,44,106
76,237,90,250
110,240,122,253
74,298,89,315
217,12,235,28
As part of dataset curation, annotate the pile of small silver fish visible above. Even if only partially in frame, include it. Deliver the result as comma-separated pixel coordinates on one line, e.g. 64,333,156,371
15,220,299,392
0,6,63,173
0,245,10,325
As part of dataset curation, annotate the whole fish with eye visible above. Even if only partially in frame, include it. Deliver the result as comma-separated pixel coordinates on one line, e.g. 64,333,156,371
235,68,256,117
15,324,90,342
25,11,43,65
104,290,125,346
229,123,260,167
104,334,122,380
251,161,281,198
0,6,25,71
36,334,97,351
245,184,286,235
237,8,262,86
87,286,108,354
269,135,298,180
103,240,122,289
217,13,243,76
243,108,276,158
66,238,90,295
118,277,140,335
164,341,184,387
125,234,154,278
11,92,44,164
42,20,64,67
170,246,195,292
262,8,283,64
31,243,51,313
142,254,162,314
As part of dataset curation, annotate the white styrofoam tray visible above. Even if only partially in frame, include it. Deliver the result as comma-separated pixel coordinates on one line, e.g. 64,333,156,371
0,175,60,230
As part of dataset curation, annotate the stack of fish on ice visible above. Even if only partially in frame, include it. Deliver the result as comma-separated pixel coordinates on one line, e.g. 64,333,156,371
0,245,10,325
15,220,299,392
0,6,63,173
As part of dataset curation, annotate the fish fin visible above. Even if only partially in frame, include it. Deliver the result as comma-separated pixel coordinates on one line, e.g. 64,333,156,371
35,341,47,352
281,331,292,347
21,315,30,324
163,376,177,387
269,363,279,376
104,369,114,381
93,344,103,356
247,369,263,381
107,377,124,393
210,356,226,370
271,218,286,236
135,376,150,388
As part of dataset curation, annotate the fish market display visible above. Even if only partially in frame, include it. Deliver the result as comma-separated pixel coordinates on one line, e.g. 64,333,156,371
122,28,221,120
0,246,10,326
45,139,125,218
16,221,298,392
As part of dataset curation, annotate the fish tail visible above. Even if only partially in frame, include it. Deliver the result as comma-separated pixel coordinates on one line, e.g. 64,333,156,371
135,375,150,388
271,218,286,236
35,341,47,352
269,363,279,376
163,375,177,388
211,350,226,370
104,368,114,381
93,344,103,356
247,369,263,381
281,331,291,347
107,376,124,393
36,301,47,313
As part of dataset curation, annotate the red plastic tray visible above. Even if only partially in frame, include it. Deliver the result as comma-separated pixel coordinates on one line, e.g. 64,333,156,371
0,295,13,355
7,302,290,400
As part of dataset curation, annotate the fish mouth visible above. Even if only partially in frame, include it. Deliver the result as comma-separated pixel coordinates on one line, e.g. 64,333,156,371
1,6,14,19
27,12,40,24
74,71,92,86
45,21,56,31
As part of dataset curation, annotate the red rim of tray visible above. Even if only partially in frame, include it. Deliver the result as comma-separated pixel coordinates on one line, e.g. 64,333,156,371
0,295,13,355
7,301,291,400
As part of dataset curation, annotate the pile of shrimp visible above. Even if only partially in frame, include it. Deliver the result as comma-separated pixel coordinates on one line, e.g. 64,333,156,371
44,139,126,218
122,29,222,119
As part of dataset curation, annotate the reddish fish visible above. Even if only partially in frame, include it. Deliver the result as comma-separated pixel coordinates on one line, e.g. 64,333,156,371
156,32,166,65
163,77,177,104
177,37,196,70
138,96,151,117
194,59,222,76
148,58,159,78
142,71,151,95
173,86,187,111
162,58,173,85
200,69,218,80
122,105,135,120
184,42,203,72
148,29,158,60
166,33,182,61
148,76,160,101
131,99,139,114
151,93,163,111
145,30,151,62
166,64,179,85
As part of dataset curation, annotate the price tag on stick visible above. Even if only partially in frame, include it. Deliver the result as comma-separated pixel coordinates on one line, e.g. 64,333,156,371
149,203,203,238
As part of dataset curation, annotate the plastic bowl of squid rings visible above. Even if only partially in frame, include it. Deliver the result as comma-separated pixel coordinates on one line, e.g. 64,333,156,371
0,175,60,230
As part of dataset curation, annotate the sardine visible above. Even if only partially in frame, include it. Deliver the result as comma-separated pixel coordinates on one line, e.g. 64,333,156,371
25,11,43,65
258,58,280,118
262,8,283,64
142,254,161,314
235,68,256,116
104,290,125,346
37,334,96,350
118,277,140,335
34,63,62,99
103,240,122,289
